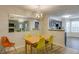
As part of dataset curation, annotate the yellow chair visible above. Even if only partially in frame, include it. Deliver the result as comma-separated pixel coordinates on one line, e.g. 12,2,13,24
45,35,53,50
32,37,45,53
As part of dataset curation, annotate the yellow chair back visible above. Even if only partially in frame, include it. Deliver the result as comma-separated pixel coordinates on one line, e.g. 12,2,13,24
36,37,45,49
48,35,53,44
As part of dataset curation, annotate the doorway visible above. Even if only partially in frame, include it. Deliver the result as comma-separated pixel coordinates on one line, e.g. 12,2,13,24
65,19,79,50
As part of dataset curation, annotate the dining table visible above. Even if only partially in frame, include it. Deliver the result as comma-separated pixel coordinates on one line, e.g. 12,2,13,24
24,35,50,53
25,36,40,53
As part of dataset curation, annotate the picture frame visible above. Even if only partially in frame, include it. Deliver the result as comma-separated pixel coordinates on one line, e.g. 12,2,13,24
48,18,62,30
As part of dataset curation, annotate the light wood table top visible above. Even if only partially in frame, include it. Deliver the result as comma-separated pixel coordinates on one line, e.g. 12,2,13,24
24,35,52,44
25,36,40,44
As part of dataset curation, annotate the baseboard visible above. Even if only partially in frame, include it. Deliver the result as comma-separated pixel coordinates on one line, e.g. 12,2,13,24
53,43,65,47
67,36,79,38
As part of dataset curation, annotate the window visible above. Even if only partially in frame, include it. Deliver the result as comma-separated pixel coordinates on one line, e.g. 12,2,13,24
71,21,79,32
66,20,79,32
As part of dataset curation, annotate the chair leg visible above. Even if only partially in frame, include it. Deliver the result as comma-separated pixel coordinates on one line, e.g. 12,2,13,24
36,49,38,54
3,47,9,54
43,47,46,54
45,45,48,53
0,48,4,54
51,43,53,49
25,42,27,54
37,48,46,54
13,46,17,53
0,49,2,54
0,46,7,54
36,49,41,54
30,45,32,54
3,48,7,54
7,47,11,53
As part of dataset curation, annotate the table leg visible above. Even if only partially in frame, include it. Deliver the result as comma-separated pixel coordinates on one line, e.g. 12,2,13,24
25,41,27,53
51,43,53,49
30,45,32,54
45,44,48,53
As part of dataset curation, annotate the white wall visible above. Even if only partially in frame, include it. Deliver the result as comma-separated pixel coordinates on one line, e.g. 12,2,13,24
0,6,42,49
0,6,65,50
42,15,65,47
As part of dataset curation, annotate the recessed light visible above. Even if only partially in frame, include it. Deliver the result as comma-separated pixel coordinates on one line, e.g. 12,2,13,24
62,15,71,18
18,19,24,22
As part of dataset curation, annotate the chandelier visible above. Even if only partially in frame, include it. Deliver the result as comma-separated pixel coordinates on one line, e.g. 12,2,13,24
33,5,43,19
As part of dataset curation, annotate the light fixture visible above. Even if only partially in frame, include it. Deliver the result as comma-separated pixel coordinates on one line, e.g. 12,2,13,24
35,12,43,18
62,15,71,18
34,5,43,19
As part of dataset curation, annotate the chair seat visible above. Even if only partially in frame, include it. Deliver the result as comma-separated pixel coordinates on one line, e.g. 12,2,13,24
2,42,15,47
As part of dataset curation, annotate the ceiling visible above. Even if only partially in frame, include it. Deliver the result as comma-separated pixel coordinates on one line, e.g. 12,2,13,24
20,5,58,14
20,5,79,18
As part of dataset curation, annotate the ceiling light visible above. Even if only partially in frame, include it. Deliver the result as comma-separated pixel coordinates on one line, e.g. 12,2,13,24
62,15,71,18
18,19,24,22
